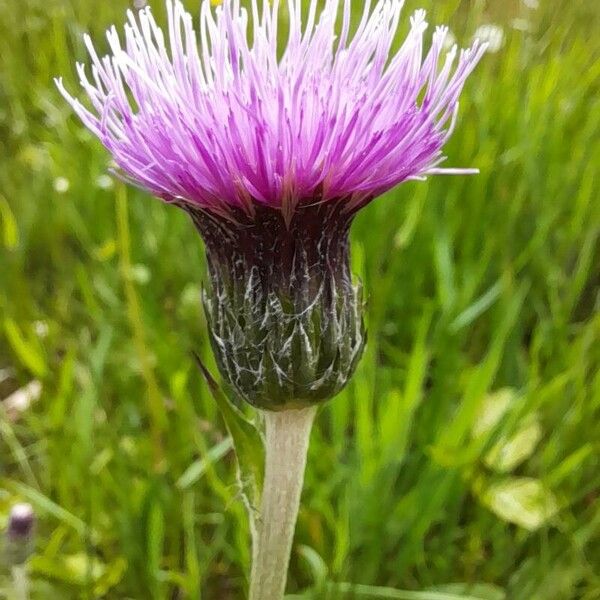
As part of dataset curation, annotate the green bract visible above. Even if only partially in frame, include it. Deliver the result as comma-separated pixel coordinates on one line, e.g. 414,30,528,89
188,202,366,410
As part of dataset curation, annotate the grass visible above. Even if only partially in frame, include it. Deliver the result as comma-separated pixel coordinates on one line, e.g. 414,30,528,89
0,0,599,598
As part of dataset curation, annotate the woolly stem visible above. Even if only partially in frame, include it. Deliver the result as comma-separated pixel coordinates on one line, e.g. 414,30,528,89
249,406,317,600
11,566,29,600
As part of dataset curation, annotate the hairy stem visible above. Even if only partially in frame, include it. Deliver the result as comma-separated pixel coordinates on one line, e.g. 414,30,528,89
11,566,29,600
249,406,317,600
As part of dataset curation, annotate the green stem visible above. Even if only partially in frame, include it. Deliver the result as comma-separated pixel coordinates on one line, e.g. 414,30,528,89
11,566,29,600
249,406,317,600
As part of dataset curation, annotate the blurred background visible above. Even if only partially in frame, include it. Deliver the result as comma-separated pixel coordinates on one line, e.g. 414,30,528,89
0,0,599,598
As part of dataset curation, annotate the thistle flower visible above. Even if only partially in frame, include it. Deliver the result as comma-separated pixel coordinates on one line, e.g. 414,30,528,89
3,503,36,566
57,0,485,410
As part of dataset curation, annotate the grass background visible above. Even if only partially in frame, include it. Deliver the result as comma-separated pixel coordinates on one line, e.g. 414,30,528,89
1,0,599,598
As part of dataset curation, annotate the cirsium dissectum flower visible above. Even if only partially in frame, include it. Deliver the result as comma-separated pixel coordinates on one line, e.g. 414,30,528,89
56,0,486,219
57,0,486,410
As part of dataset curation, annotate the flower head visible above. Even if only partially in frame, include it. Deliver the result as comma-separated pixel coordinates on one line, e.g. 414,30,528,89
58,0,486,410
4,503,36,566
57,0,485,218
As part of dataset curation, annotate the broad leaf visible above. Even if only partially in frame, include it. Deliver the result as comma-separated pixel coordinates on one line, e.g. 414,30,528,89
481,477,558,530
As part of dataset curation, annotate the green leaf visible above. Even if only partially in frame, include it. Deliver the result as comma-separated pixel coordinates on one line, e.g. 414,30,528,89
432,583,506,600
472,388,516,438
484,418,542,473
481,477,558,530
192,353,264,504
0,194,19,249
297,545,329,588
472,388,542,473
449,281,503,333
147,500,165,588
3,318,48,377
176,437,233,490
323,582,503,599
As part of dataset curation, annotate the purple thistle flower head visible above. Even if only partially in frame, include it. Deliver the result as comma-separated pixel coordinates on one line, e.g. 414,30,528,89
57,0,485,218
58,0,486,410
4,503,36,566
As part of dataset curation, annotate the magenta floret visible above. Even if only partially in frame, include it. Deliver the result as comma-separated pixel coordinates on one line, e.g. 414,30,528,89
57,0,485,215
